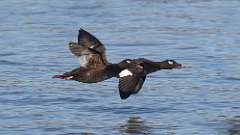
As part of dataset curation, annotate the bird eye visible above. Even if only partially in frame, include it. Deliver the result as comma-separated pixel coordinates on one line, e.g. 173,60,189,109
168,61,173,65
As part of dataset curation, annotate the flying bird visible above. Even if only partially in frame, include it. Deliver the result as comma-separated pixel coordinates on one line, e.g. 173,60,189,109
53,29,182,99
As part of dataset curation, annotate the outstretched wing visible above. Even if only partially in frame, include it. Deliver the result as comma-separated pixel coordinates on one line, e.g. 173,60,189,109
118,66,146,99
68,29,109,68
78,29,108,64
69,42,88,56
69,43,106,68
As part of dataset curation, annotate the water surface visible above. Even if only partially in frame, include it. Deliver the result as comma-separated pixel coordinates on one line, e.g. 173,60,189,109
0,0,240,134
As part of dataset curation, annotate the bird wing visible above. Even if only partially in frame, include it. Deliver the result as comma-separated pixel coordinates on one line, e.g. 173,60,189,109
118,67,146,99
78,29,108,64
70,45,106,68
68,29,109,68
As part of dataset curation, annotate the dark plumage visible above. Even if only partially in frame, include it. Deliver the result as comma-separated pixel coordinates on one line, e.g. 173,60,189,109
117,58,181,99
53,28,182,99
53,29,121,83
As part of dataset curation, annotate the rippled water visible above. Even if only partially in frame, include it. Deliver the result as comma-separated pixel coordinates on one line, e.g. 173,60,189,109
1,0,240,134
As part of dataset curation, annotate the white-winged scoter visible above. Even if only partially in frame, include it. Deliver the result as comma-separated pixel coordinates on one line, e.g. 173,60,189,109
53,29,182,99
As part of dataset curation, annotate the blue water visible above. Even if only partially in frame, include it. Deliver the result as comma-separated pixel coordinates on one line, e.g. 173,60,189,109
1,0,240,134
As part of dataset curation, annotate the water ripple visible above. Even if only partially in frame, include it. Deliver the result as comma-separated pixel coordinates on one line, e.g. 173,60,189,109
0,0,240,134
0,60,26,66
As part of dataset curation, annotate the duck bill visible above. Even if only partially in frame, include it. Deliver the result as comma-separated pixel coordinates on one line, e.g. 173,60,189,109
176,64,182,68
52,75,74,80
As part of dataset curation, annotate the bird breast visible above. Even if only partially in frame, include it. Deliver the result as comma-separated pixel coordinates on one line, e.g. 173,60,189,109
79,55,90,67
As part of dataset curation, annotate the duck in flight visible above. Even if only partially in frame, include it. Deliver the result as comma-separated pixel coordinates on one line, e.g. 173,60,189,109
53,29,182,99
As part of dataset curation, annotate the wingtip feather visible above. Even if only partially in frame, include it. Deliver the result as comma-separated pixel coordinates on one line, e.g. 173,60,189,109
119,91,131,100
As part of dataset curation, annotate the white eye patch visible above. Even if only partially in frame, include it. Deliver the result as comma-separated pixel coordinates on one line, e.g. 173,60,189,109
90,45,95,49
119,69,133,77
126,60,131,63
168,61,173,65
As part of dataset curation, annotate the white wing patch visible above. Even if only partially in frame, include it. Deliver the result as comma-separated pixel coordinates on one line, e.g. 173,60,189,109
79,55,90,67
126,60,131,63
168,61,173,65
119,69,133,77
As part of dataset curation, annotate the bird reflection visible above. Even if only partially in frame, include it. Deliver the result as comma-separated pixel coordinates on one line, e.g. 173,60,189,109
228,116,240,135
119,116,150,135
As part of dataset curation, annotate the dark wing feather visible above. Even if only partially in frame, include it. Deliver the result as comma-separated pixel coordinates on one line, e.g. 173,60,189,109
78,29,105,55
119,76,138,99
68,29,109,68
118,64,146,99
69,43,106,68
118,75,146,99
69,42,88,56
77,29,108,65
